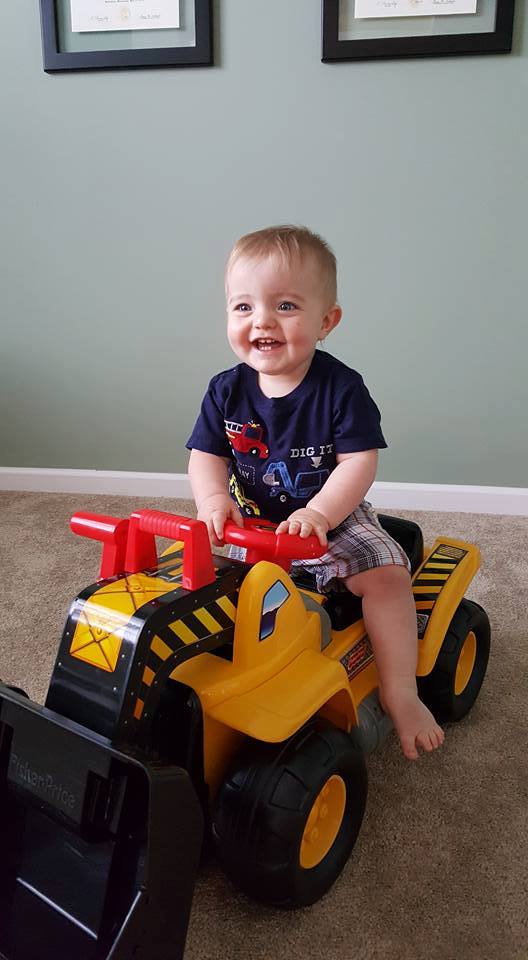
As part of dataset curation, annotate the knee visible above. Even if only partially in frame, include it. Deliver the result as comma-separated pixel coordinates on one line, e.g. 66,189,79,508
345,564,411,599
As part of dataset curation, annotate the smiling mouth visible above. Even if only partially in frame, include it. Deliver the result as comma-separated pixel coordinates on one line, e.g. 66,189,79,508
252,338,284,351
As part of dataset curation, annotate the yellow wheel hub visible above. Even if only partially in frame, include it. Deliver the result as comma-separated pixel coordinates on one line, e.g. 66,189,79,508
455,630,477,695
300,774,346,869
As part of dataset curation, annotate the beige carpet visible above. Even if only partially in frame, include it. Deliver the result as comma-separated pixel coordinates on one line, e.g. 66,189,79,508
1,491,527,960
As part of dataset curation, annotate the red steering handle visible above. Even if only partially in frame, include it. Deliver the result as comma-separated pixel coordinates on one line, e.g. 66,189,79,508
70,512,130,580
223,518,325,568
125,510,215,590
71,510,326,586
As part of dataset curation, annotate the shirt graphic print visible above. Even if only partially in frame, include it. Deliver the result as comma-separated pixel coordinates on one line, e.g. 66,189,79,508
187,350,387,524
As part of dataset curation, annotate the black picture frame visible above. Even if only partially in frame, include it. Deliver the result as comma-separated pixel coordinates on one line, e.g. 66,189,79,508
322,0,515,61
39,0,212,72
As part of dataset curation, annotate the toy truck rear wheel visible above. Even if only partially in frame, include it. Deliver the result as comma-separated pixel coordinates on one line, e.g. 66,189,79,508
418,599,490,723
212,724,367,907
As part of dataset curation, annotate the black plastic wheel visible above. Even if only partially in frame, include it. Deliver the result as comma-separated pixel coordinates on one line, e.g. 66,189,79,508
212,724,367,907
418,599,490,723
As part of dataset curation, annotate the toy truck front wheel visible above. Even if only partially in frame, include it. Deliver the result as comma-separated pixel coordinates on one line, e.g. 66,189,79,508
212,724,367,907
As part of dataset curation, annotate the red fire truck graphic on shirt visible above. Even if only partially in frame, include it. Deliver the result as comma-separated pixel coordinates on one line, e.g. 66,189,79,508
225,421,269,459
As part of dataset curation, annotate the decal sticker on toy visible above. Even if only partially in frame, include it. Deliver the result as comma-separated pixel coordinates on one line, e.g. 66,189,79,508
340,635,374,681
70,603,126,672
436,545,467,560
260,580,290,641
417,613,430,639
150,562,184,584
140,549,185,584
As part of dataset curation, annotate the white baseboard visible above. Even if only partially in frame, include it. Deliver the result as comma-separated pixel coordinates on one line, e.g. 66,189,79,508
369,481,528,516
0,468,527,516
0,468,192,499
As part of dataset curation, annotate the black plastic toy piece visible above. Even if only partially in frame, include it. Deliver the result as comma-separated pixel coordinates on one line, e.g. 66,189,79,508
0,686,203,960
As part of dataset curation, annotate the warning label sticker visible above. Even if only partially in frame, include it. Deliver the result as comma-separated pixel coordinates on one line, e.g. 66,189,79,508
340,635,374,681
436,545,467,560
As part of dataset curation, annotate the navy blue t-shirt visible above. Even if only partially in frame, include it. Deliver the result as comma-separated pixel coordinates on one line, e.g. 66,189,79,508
186,350,387,524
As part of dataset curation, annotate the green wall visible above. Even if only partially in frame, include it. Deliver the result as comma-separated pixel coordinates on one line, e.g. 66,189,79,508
1,1,526,485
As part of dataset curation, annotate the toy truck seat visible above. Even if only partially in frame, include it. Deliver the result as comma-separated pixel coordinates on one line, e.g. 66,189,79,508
291,515,424,630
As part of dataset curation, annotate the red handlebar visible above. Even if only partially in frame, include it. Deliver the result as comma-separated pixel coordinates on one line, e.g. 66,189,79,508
134,509,199,542
71,510,326,586
70,512,130,580
223,518,325,568
71,509,216,590
70,513,127,543
125,510,216,591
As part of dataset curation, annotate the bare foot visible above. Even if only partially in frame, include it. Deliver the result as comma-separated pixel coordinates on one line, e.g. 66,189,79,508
380,687,445,760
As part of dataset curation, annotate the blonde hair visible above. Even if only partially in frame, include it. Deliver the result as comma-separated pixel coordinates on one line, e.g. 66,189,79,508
226,225,338,305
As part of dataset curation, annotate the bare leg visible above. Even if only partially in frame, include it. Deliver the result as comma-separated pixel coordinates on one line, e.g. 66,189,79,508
345,565,444,760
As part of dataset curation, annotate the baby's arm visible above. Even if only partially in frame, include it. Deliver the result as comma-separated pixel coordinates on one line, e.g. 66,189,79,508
188,449,243,545
275,450,378,545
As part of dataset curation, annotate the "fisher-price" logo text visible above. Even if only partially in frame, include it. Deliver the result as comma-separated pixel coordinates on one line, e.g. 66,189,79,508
10,754,77,811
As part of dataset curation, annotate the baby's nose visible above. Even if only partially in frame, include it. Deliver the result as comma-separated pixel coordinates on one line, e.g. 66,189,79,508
254,309,277,328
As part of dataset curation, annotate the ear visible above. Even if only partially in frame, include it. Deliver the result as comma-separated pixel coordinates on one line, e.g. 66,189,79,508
320,304,342,339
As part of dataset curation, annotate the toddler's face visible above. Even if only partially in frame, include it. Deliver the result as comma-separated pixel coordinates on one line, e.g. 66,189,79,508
226,253,340,386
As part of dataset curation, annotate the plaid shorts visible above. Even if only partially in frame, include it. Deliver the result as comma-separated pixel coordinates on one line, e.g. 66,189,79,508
291,500,410,593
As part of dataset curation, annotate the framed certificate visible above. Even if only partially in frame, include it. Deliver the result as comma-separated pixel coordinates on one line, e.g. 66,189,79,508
39,0,212,71
322,0,515,60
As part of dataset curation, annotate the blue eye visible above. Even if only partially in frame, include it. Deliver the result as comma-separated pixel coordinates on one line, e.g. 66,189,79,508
278,302,296,311
234,303,251,312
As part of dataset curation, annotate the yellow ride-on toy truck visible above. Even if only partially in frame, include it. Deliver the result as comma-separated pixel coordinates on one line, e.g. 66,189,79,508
0,509,490,960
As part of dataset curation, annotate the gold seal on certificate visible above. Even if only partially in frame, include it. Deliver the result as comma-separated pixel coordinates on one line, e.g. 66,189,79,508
354,0,477,16
70,0,181,32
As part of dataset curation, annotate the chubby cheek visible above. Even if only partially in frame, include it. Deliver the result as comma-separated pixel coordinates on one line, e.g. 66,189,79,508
227,323,249,355
289,322,317,351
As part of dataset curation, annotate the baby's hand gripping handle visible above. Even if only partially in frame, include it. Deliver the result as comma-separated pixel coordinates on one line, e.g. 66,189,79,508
223,518,325,569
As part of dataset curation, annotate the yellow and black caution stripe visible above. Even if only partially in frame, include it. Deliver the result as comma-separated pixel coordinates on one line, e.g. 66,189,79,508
49,551,247,745
67,546,238,675
133,592,238,721
412,545,467,636
169,593,237,646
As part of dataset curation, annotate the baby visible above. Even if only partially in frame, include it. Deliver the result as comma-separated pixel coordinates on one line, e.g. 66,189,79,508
187,225,444,760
